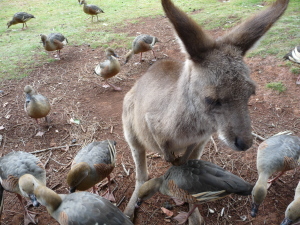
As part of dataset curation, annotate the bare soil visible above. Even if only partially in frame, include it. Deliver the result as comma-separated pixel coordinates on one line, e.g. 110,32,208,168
1,15,300,225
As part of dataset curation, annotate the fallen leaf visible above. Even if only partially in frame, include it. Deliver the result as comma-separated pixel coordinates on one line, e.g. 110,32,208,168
3,102,8,107
35,131,45,137
161,207,173,217
0,125,4,130
70,118,80,124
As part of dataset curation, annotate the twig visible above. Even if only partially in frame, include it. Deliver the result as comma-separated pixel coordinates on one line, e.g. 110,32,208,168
50,158,70,166
44,151,52,168
116,196,126,207
122,163,130,176
0,92,10,98
11,123,27,128
251,132,265,141
29,144,80,154
110,125,114,134
98,176,116,188
210,136,218,152
57,161,72,172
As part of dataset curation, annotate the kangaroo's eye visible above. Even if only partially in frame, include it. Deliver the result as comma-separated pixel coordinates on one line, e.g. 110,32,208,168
205,97,222,107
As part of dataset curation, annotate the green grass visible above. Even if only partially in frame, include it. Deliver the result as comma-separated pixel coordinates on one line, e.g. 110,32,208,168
1,0,299,80
266,82,287,93
290,67,300,75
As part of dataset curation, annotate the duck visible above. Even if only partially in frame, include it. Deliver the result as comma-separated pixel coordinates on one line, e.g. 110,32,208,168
251,134,300,218
94,48,121,91
24,85,51,124
280,181,300,225
125,34,159,64
80,0,104,22
67,140,117,202
0,151,46,225
137,159,253,224
7,12,35,29
40,33,68,59
283,46,300,84
19,174,133,225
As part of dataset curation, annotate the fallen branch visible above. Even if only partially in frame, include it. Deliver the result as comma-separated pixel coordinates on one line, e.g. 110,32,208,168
29,144,81,154
251,132,265,141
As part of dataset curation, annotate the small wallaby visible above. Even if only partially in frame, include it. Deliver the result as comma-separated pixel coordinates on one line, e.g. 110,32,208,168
122,0,290,222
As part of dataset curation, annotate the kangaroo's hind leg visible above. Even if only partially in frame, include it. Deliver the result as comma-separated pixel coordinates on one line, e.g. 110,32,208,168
123,131,148,221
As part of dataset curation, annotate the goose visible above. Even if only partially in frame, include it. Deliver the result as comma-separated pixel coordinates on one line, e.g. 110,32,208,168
125,34,159,64
80,0,104,22
137,159,253,224
40,33,68,59
280,181,300,225
24,85,51,124
94,48,121,91
7,12,35,29
251,134,300,217
67,140,117,202
0,151,46,225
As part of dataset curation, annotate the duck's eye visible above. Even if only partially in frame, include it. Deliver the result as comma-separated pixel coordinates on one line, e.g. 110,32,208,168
205,97,222,107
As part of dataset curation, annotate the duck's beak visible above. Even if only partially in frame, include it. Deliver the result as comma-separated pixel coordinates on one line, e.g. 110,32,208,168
135,198,143,208
250,202,259,217
69,187,76,193
29,194,40,207
280,218,293,225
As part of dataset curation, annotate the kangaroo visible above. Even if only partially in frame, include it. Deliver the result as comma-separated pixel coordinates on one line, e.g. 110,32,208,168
122,0,289,223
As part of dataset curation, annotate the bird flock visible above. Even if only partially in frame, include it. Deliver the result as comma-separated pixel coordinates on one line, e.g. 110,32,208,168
6,2,159,90
2,0,300,225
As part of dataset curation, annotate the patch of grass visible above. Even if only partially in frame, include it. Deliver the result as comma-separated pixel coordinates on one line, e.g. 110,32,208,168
290,67,300,75
266,82,287,93
1,0,299,80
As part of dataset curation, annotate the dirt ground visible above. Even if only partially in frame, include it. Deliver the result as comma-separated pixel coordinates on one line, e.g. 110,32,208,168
1,14,300,225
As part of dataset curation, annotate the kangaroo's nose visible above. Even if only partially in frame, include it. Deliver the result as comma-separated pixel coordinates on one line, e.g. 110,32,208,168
235,136,252,151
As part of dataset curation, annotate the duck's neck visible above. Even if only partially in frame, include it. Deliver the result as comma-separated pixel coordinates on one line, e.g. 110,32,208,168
125,50,134,63
35,186,62,214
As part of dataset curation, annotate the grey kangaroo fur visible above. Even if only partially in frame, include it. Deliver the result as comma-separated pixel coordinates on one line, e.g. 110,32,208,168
122,0,289,222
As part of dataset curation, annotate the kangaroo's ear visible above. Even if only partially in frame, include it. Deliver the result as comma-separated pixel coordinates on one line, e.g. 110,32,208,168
162,0,216,62
219,0,289,56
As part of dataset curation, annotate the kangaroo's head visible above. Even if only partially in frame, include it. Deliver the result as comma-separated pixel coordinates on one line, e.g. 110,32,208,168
162,0,289,151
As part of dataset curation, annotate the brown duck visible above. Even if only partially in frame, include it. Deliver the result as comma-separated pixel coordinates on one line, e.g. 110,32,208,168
40,33,68,59
24,85,51,124
94,48,121,91
7,12,35,29
0,151,46,225
37,188,133,225
67,140,117,202
80,0,104,22
251,134,300,217
137,159,253,224
19,174,133,225
125,34,159,64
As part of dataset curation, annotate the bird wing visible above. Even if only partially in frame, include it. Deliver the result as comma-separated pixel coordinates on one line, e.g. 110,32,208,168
73,141,115,166
164,160,252,196
0,152,46,191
